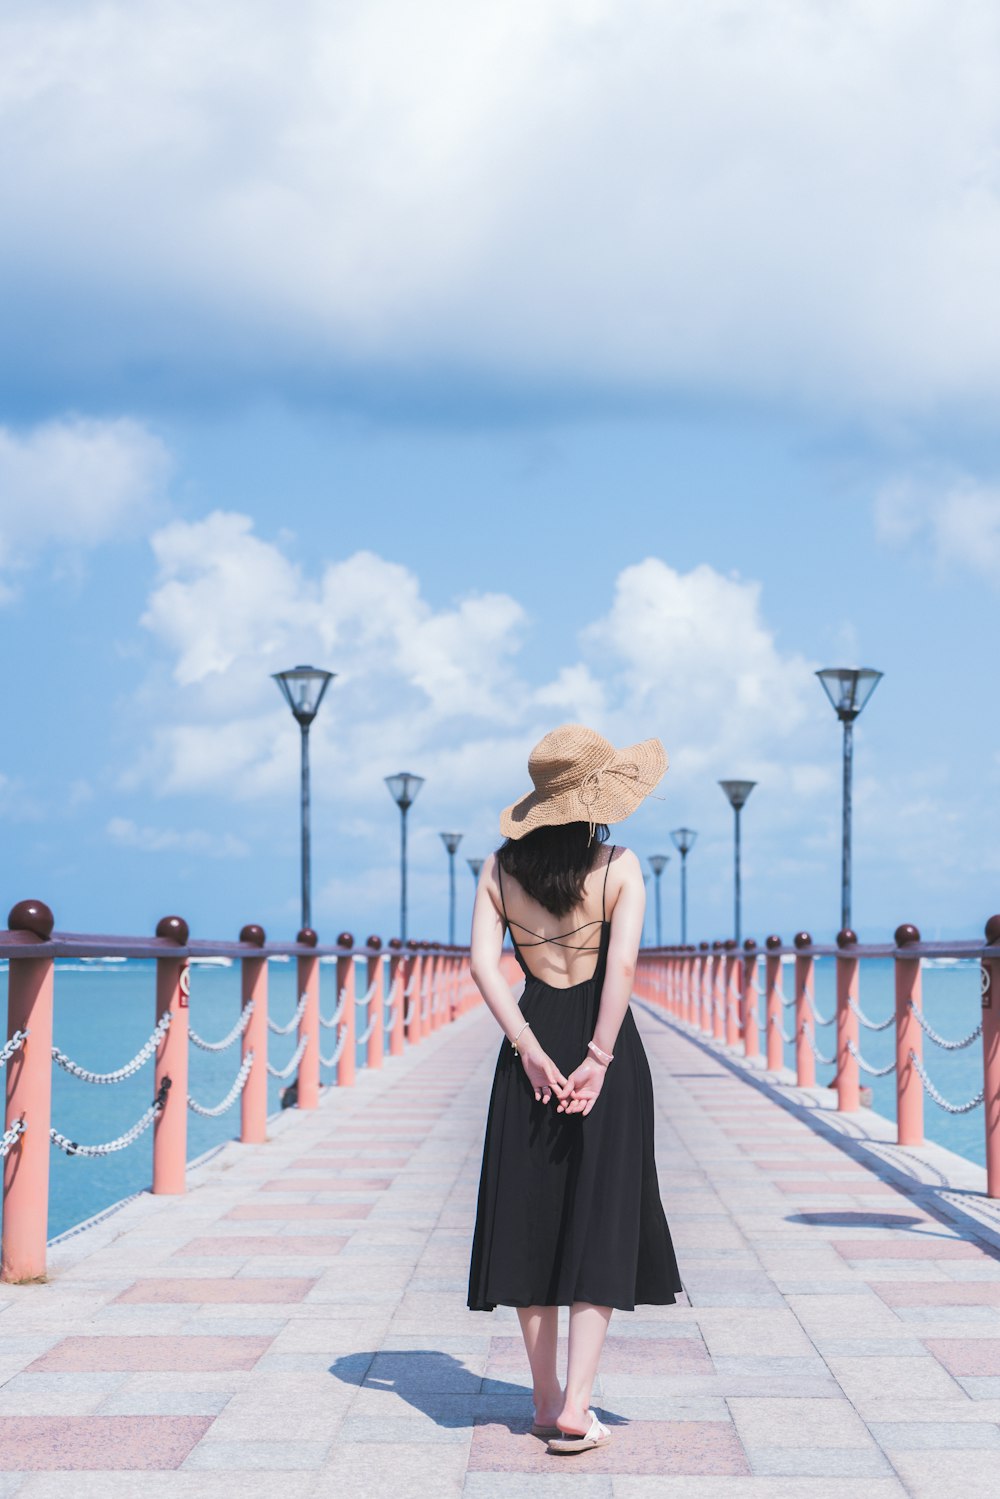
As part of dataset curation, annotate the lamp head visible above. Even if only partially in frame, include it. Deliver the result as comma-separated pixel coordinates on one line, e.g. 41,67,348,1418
385,772,425,811
272,665,335,726
670,827,697,855
647,854,669,876
440,832,463,855
816,667,883,723
719,780,756,810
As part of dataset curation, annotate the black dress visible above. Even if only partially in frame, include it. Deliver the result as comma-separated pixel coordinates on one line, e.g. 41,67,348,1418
467,850,684,1312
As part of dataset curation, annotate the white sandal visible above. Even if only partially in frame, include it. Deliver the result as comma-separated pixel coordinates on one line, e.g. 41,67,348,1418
547,1409,611,1454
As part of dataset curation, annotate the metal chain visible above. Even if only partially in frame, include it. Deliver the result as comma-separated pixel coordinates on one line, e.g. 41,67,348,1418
51,1013,172,1085
187,1052,254,1117
357,1012,378,1046
801,1020,835,1065
909,1050,985,1114
0,1118,26,1157
768,1013,793,1044
848,995,894,1031
268,992,308,1036
846,1037,896,1076
266,1034,308,1079
771,988,798,1009
355,978,379,1009
319,987,349,1029
804,993,835,1027
319,1028,347,1069
190,1001,254,1052
0,1029,28,1068
51,1079,171,1157
906,1000,982,1052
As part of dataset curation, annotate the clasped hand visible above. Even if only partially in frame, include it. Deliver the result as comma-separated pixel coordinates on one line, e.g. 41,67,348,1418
520,1040,606,1117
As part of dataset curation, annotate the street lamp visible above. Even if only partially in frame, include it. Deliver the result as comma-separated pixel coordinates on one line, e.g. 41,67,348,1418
385,772,425,943
272,665,335,930
670,827,697,944
440,832,463,944
647,855,669,947
816,667,883,931
718,781,756,945
467,857,483,880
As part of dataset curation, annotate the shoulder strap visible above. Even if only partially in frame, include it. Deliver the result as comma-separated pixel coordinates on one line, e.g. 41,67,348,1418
602,846,615,921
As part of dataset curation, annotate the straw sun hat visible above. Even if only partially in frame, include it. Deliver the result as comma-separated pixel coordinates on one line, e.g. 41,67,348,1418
500,724,668,842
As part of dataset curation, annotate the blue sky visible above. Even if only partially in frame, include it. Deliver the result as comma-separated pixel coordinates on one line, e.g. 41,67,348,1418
2,2,999,947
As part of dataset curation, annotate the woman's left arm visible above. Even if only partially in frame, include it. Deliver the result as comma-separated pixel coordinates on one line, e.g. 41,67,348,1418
558,849,645,1116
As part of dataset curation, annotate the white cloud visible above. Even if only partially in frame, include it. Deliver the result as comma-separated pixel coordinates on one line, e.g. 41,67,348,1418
107,816,248,858
875,472,1000,581
0,416,169,593
3,2,1000,413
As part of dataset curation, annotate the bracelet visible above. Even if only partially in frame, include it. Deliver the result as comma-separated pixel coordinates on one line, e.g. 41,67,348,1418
588,1039,613,1067
511,1022,532,1055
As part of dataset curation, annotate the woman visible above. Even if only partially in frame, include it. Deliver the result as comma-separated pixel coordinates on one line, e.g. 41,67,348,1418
467,724,684,1455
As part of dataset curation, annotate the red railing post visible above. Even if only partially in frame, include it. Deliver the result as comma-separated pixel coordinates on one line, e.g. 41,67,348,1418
794,932,816,1087
836,928,860,1112
2,900,56,1283
895,923,923,1146
336,943,356,1087
725,943,740,1047
430,951,443,1030
387,942,405,1057
366,939,384,1069
239,924,268,1145
764,937,783,1069
983,916,1000,1199
406,948,423,1045
152,916,189,1194
699,945,712,1033
743,940,759,1058
712,943,725,1040
296,926,319,1111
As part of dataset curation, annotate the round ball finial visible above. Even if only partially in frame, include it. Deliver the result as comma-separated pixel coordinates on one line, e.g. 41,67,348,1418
894,922,921,947
699,941,709,951
7,899,54,940
336,931,354,949
793,931,812,950
743,938,757,952
388,937,403,950
985,915,1000,946
366,934,383,951
765,934,782,951
724,938,737,951
836,928,857,949
155,915,189,945
296,927,318,948
239,923,266,948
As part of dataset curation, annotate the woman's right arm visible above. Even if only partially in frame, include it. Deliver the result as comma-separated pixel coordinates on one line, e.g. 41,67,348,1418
469,855,569,1106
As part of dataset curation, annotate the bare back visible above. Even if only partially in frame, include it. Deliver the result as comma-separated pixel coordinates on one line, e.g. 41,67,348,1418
491,845,623,990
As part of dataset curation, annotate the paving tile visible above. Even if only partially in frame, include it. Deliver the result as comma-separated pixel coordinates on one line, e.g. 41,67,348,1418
727,1396,879,1449
869,1420,1000,1449
831,1237,988,1260
259,1177,391,1192
888,1450,1000,1497
0,1416,211,1469
181,1438,329,1469
468,1416,748,1474
923,1338,1000,1375
225,1203,371,1219
27,1338,271,1373
745,1447,894,1477
115,1279,314,1304
174,1237,347,1258
871,1281,1000,1308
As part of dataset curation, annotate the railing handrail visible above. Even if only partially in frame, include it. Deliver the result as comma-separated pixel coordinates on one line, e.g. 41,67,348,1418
640,938,998,961
0,931,471,961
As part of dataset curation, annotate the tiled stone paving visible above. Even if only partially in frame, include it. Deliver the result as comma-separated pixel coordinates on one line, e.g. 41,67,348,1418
2,1002,1000,1496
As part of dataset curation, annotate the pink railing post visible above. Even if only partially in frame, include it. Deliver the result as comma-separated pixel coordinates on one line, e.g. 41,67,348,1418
296,926,319,1111
764,937,783,1070
366,939,384,1069
239,924,268,1145
685,951,695,1024
699,944,711,1033
2,900,56,1283
725,943,740,1047
336,941,356,1087
983,916,1000,1198
430,951,442,1030
836,928,860,1112
406,948,423,1045
794,932,816,1087
743,940,759,1058
152,916,190,1194
387,941,405,1056
712,943,725,1040
895,923,923,1146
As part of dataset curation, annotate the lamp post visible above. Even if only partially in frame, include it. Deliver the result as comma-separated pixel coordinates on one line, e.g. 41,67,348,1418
467,857,483,881
670,827,697,944
272,665,335,931
718,782,756,945
385,773,425,943
440,832,463,944
816,667,883,931
647,855,669,947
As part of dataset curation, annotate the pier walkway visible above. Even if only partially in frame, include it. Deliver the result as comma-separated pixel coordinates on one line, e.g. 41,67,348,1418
2,1001,1000,1497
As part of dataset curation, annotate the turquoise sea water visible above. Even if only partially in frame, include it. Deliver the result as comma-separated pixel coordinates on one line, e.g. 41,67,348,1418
0,953,990,1241
1,956,383,1241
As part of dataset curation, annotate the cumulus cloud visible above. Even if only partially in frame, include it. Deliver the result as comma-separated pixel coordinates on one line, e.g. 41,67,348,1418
107,816,248,858
3,2,1000,414
875,472,1000,582
0,417,169,594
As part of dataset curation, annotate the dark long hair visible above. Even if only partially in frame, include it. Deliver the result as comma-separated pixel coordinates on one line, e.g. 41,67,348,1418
497,822,610,917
